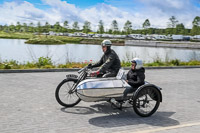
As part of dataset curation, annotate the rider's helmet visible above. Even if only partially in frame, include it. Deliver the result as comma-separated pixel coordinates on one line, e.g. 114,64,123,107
131,58,143,69
101,40,112,47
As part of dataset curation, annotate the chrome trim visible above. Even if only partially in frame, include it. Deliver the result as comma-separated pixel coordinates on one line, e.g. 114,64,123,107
76,77,131,102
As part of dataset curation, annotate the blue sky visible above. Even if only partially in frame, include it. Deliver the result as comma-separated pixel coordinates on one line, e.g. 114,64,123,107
0,0,200,30
0,0,136,8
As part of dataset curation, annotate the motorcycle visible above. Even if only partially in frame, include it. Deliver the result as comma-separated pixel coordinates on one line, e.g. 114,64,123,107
55,66,162,117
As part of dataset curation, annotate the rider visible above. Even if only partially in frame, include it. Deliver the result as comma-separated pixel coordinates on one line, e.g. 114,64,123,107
123,58,145,99
88,39,121,77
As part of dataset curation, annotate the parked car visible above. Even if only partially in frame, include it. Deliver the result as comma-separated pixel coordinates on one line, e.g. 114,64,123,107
172,35,183,41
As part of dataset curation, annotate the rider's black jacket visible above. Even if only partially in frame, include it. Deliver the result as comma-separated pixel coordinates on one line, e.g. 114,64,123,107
127,67,145,88
92,49,121,74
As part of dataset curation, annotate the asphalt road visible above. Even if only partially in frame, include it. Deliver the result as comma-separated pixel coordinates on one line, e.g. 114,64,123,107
0,68,200,133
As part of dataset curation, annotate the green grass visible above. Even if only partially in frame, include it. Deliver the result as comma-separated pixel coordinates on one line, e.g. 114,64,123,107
0,32,124,45
1,57,200,70
25,36,66,44
190,39,200,42
142,59,200,67
25,36,125,45
0,31,33,39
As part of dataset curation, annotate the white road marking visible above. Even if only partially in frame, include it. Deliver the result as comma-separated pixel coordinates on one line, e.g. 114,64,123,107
116,122,200,133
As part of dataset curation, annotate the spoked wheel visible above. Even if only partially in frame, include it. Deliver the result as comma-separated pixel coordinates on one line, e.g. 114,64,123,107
55,77,81,107
133,87,161,117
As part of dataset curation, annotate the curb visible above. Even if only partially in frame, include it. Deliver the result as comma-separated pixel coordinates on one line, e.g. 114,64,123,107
0,66,200,73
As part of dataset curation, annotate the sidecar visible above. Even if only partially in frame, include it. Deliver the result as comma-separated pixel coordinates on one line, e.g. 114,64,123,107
76,69,162,102
55,68,162,117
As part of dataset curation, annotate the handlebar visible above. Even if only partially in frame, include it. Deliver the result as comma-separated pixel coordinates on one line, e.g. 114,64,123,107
78,66,91,74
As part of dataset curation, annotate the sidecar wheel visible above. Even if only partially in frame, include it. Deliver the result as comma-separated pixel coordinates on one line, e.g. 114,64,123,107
133,87,160,117
55,78,81,107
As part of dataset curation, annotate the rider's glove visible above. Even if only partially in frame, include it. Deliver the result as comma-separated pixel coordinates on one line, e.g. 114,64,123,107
90,71,100,77
87,63,93,69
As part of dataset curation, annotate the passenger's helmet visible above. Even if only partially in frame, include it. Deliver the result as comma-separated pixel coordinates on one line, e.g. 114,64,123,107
131,58,143,69
101,40,112,46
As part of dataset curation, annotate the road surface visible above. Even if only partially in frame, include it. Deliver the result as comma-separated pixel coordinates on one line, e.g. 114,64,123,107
0,68,200,133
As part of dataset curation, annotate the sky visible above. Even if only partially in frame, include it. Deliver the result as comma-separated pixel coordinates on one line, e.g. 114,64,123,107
0,0,200,31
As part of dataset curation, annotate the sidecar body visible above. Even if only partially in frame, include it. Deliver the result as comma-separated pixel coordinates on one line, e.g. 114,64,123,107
76,69,131,102
76,69,162,102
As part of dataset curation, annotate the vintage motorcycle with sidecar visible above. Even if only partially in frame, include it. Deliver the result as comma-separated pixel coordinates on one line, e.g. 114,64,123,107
55,66,162,117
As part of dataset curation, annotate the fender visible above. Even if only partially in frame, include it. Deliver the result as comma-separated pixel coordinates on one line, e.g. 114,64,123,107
133,83,162,102
64,77,78,83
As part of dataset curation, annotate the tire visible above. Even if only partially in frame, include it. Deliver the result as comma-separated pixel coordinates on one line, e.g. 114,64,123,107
133,87,161,117
55,78,81,107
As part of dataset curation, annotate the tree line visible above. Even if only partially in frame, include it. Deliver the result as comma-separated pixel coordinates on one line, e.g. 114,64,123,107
0,16,200,35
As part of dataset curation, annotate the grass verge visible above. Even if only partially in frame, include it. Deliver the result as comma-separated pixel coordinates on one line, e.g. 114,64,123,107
1,57,200,70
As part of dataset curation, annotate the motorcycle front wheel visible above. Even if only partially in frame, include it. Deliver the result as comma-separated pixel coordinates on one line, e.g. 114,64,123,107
133,86,161,117
55,78,81,107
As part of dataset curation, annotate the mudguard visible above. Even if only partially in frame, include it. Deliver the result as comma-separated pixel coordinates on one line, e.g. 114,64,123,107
133,83,162,102
64,77,78,83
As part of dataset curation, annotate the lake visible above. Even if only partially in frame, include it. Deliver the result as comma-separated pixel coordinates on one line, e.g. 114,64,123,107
0,39,200,64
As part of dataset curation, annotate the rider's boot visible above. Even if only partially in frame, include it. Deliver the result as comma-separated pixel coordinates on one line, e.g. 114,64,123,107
123,100,130,107
110,98,122,109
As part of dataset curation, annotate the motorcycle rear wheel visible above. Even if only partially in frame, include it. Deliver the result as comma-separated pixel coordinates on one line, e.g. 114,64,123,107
133,87,160,117
55,78,81,107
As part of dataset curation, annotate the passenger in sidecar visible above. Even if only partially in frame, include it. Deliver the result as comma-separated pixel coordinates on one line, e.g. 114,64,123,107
123,58,145,100
109,58,145,108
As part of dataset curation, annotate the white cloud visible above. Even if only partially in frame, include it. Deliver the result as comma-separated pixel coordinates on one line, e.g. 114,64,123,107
0,1,51,25
0,0,199,30
138,0,200,28
41,0,81,23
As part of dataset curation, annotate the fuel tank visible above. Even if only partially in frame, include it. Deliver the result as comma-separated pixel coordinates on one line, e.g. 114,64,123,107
76,77,131,102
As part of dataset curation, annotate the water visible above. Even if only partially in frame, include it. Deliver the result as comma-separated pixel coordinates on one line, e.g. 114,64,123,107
0,39,200,64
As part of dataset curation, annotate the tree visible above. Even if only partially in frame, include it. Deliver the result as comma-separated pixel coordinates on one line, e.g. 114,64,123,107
191,25,200,35
191,16,200,35
54,22,61,32
123,20,132,34
147,28,155,34
28,22,34,32
43,22,50,33
16,22,21,32
142,19,150,29
192,16,200,26
175,23,185,34
22,23,28,32
167,16,178,28
63,20,69,29
97,20,104,34
82,21,91,33
37,21,42,33
111,20,119,34
44,22,51,31
72,21,80,31
9,24,15,32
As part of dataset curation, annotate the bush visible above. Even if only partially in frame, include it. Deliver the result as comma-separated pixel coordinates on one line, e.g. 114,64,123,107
0,57,200,70
3,63,12,69
0,60,19,69
121,60,131,67
57,64,67,68
36,57,53,68
188,60,200,65
24,62,37,69
170,59,180,66
41,65,55,69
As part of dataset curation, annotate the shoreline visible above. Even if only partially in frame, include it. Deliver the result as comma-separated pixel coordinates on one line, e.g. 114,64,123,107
125,40,200,49
1,32,200,48
1,36,200,48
